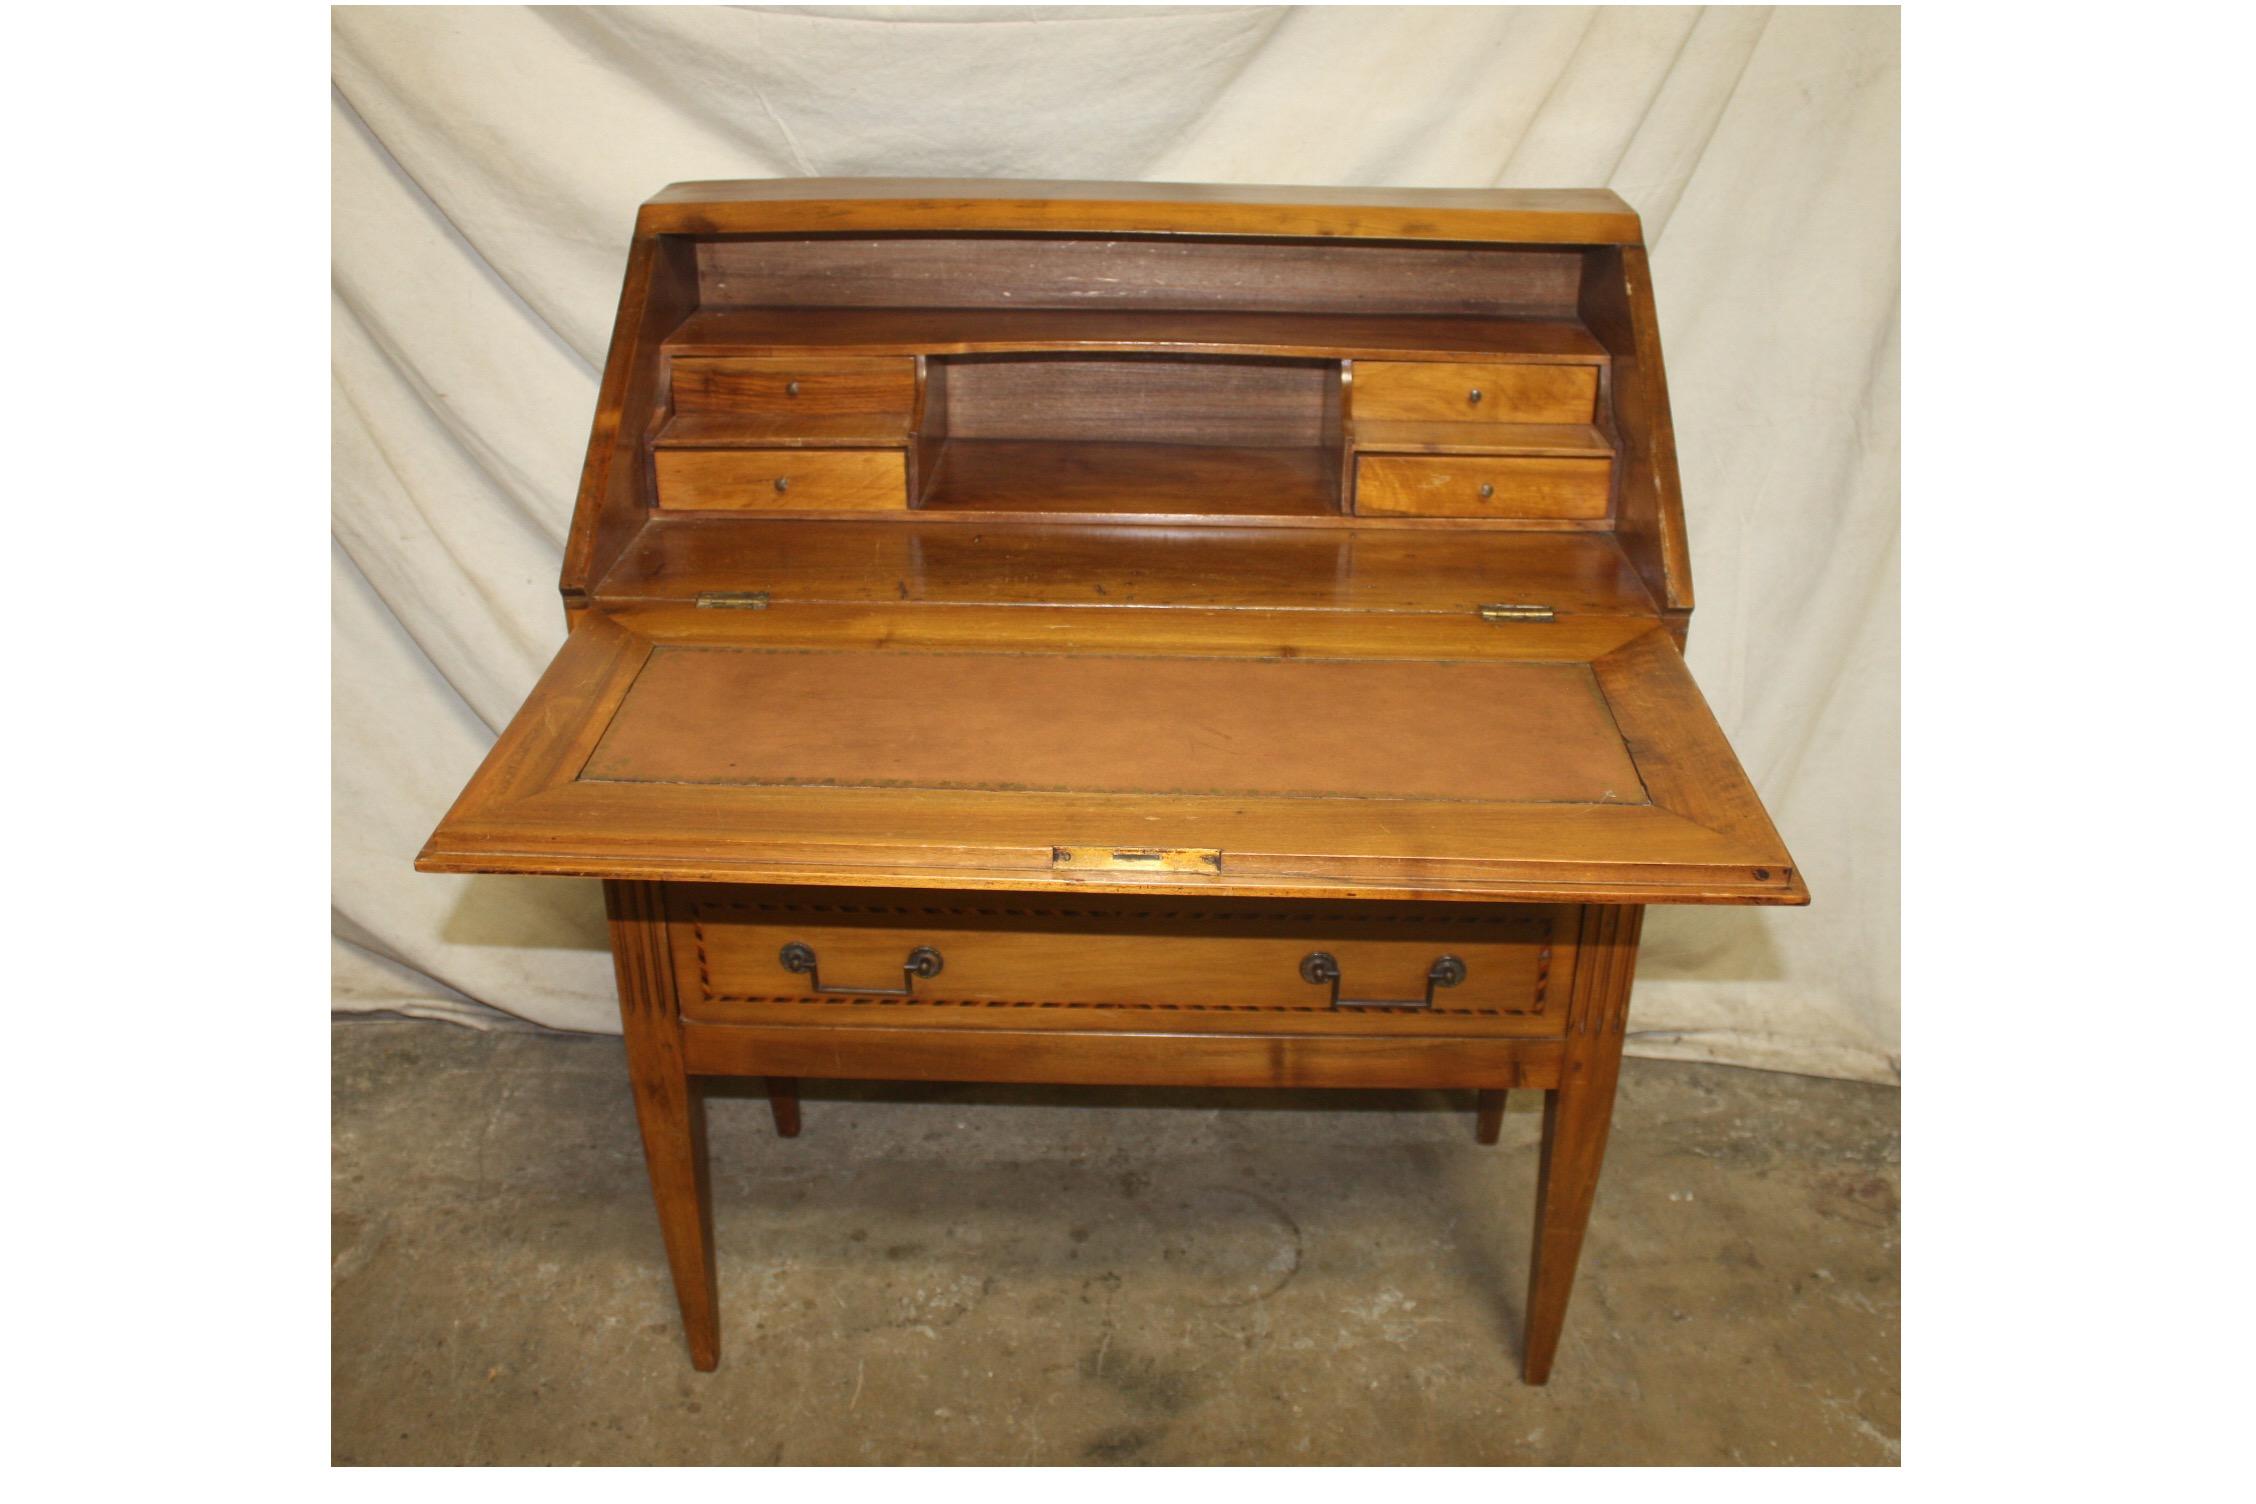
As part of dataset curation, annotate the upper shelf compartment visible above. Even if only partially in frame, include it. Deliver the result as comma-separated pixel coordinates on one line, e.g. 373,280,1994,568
561,186,1692,626
664,306,1605,365
667,232,1607,364
638,230,1627,526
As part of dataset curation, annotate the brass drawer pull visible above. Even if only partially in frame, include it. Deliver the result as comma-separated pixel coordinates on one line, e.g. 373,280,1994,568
1300,951,1466,1010
779,942,944,996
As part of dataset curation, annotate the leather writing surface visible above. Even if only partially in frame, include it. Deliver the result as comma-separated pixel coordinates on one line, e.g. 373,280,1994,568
418,610,1804,902
582,647,1649,806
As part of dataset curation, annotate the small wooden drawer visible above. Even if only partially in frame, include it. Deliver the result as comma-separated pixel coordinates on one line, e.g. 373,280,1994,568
1355,454,1611,520
665,887,1575,1038
669,356,917,418
655,448,907,511
1353,361,1598,425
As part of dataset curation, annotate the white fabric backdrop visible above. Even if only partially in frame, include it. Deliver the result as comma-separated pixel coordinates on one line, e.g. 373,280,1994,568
331,5,1899,1083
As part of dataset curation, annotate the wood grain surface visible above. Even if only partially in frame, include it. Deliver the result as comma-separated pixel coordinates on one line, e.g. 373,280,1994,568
694,235,1586,316
668,355,916,417
1352,361,1598,424
665,306,1607,363
639,177,1643,245
1355,455,1614,519
667,885,1573,1029
655,449,906,511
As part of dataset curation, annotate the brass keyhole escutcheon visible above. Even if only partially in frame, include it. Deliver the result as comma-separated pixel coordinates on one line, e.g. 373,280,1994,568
774,476,790,493
785,379,800,396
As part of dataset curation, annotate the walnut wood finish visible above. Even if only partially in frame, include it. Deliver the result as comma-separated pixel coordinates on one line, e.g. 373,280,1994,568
422,181,1799,1382
1579,245,1691,619
694,236,1586,315
668,356,916,418
606,879,718,1371
935,355,1330,447
641,177,1643,245
666,885,1574,1033
562,235,698,610
667,307,1607,364
598,519,1660,615
654,448,906,511
1348,421,1610,458
918,439,1337,518
1476,1089,1508,1146
1524,904,1642,1383
1352,361,1598,425
677,1013,1567,1091
654,412,914,450
1354,454,1614,519
764,1078,801,1139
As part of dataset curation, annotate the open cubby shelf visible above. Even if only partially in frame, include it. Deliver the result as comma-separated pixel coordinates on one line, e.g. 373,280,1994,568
667,305,1607,364
918,440,1339,518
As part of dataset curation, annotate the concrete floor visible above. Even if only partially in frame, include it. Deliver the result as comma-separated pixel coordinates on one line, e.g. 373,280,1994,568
333,1018,1898,1465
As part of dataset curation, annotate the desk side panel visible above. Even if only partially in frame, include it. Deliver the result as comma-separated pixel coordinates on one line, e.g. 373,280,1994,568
1580,245,1692,621
561,232,700,611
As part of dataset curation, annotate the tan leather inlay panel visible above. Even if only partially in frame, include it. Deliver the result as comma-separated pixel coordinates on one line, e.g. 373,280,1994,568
584,648,1648,805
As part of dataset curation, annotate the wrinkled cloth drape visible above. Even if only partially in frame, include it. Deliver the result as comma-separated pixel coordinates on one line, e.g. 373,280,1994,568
332,6,1899,1082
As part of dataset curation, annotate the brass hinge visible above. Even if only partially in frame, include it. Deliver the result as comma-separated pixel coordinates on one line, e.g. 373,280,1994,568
1477,602,1556,623
695,590,770,611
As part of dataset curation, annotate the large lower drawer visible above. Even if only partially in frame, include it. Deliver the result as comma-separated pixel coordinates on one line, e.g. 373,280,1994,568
664,886,1576,1037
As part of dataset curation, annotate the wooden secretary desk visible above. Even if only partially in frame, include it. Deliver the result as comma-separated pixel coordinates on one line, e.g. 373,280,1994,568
418,179,1805,1384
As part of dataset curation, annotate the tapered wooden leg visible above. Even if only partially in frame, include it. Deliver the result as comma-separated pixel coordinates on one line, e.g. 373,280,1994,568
1522,905,1642,1384
607,880,720,1372
766,1077,802,1138
1475,1089,1508,1145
